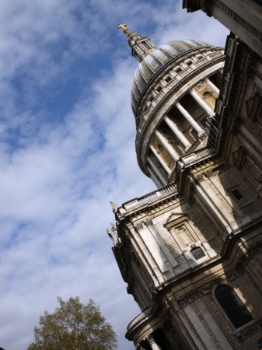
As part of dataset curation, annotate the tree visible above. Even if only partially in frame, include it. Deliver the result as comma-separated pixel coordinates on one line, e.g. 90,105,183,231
27,297,117,350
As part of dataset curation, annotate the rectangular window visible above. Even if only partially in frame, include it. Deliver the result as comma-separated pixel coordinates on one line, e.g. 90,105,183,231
232,189,244,200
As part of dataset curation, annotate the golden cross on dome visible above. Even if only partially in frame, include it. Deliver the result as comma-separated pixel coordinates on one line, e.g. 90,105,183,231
118,23,131,35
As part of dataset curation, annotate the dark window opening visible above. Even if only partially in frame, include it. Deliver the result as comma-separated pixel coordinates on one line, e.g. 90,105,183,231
175,67,182,73
191,128,198,138
186,60,193,66
156,86,162,92
153,329,173,350
201,117,209,128
149,96,154,102
139,340,151,350
209,72,223,90
215,285,253,328
232,189,244,200
191,247,205,260
165,76,171,82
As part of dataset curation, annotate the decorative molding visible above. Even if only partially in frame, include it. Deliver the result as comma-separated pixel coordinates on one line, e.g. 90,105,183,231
202,0,214,17
177,289,204,307
134,222,144,230
144,218,153,226
239,128,262,159
177,278,222,307
176,239,262,307
227,240,262,279
233,319,262,343
209,1,261,42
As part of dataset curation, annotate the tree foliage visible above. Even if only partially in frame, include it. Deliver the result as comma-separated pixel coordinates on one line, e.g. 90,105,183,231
27,297,117,350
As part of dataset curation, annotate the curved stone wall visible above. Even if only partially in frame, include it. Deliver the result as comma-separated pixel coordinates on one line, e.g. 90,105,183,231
134,46,225,188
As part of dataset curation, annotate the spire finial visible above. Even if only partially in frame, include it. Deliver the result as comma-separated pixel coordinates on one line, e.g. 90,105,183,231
118,25,155,62
118,23,131,36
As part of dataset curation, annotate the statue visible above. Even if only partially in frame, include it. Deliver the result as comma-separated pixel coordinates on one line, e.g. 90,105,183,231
106,228,118,246
110,201,118,213
118,23,131,35
110,223,117,231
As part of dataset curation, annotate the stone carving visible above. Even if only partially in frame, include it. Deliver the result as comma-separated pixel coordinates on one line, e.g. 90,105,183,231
230,240,262,278
144,218,153,226
134,222,144,229
176,240,262,307
177,289,204,307
110,201,118,213
106,229,118,246
176,278,223,306
108,223,122,245
233,319,262,343
110,222,117,231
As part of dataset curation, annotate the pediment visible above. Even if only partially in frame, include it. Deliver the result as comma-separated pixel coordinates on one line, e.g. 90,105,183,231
164,212,188,227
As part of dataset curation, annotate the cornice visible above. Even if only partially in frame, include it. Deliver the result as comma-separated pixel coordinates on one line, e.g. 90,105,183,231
133,46,218,119
116,183,179,220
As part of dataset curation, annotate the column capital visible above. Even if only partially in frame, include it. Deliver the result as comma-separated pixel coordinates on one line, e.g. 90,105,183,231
146,334,162,350
146,334,155,344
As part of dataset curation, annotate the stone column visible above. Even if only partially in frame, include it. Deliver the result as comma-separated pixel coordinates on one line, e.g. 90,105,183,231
175,102,204,136
163,115,191,151
205,77,219,95
149,145,171,175
189,88,215,116
146,334,161,350
155,130,180,161
147,156,166,185
147,165,164,188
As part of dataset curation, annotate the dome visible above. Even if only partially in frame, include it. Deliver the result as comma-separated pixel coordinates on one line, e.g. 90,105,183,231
131,39,213,117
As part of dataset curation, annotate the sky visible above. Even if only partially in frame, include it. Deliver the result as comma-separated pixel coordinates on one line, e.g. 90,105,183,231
0,1,229,349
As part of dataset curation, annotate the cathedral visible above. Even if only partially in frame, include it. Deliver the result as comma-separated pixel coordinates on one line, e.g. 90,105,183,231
108,1,262,349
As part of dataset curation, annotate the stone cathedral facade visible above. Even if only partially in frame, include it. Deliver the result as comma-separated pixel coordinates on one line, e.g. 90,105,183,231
108,3,262,349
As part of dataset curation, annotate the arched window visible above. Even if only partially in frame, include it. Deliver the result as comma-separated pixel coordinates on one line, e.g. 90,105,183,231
215,285,253,328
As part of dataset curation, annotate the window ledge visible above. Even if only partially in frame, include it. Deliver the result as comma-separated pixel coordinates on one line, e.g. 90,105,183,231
233,319,262,343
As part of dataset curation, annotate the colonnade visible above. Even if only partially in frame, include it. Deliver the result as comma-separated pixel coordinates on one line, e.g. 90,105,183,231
136,333,162,350
146,78,219,187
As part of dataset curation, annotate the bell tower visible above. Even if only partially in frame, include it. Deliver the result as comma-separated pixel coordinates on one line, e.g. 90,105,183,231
110,25,262,350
